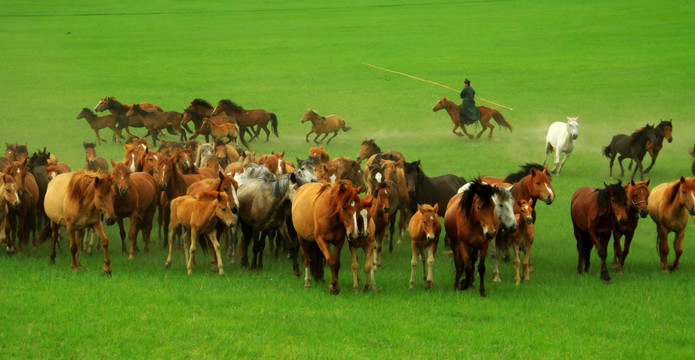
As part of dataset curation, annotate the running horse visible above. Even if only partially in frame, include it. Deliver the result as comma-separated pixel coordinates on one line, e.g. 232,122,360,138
603,124,659,181
612,180,650,273
444,179,500,297
212,99,278,143
42,171,117,274
571,182,629,282
76,107,124,145
301,109,351,145
126,104,187,145
432,96,512,140
292,180,364,294
648,176,695,272
628,119,673,174
408,203,441,290
94,96,164,137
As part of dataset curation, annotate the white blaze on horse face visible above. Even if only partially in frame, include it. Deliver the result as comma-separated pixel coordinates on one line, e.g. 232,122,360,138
375,172,383,184
329,174,337,183
360,209,369,235
277,159,283,174
232,186,240,209
545,183,554,200
129,154,136,172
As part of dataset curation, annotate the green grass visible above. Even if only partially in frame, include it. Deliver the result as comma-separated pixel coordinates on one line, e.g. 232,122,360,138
2,0,695,358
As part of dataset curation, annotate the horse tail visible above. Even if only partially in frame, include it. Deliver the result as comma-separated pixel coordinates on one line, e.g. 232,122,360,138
341,120,352,132
602,145,612,158
307,241,325,281
491,110,512,132
270,113,279,137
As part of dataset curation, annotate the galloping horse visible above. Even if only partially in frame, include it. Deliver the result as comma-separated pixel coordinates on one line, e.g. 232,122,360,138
212,99,278,143
43,171,117,274
301,109,351,145
609,180,651,273
444,179,500,297
603,124,659,181
543,116,579,175
355,139,404,163
408,203,441,290
3,160,39,254
200,118,239,146
83,142,109,172
77,108,123,145
432,96,512,140
126,104,187,145
648,177,695,272
182,98,214,135
628,119,673,174
571,182,629,282
94,96,164,136
111,160,158,259
292,180,364,294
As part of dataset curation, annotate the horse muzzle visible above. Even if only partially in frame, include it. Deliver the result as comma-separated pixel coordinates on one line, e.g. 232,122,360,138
10,199,21,208
639,209,649,218
572,134,579,140
507,223,519,233
118,187,129,197
483,228,497,240
159,183,168,191
105,217,117,226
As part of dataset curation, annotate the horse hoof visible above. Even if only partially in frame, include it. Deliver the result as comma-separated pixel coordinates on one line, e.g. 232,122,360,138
304,282,311,288
101,269,113,277
165,262,171,268
492,276,501,283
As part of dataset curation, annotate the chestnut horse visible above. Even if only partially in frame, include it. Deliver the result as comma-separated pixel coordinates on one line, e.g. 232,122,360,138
77,107,123,145
165,191,236,275
83,142,109,172
648,177,695,272
370,159,410,249
212,99,278,142
510,198,535,284
612,180,650,273
0,173,21,246
126,104,187,145
444,179,500,297
370,182,392,269
200,118,240,146
43,171,117,274
182,98,214,136
292,180,364,294
94,96,164,137
111,160,158,259
432,96,512,140
301,109,351,145
571,182,629,282
408,203,441,290
348,196,378,293
5,143,29,164
3,160,39,254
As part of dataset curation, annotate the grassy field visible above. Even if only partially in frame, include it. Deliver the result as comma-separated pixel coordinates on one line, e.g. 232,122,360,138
1,0,695,358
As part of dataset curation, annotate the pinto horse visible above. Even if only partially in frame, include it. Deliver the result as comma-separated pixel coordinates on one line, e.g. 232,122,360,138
292,180,364,294
110,160,158,259
648,177,695,272
43,171,117,274
301,109,351,145
408,203,441,290
77,108,123,145
212,99,278,143
3,160,39,254
432,96,512,140
571,182,629,282
603,124,659,181
94,96,164,137
611,180,650,273
444,179,500,297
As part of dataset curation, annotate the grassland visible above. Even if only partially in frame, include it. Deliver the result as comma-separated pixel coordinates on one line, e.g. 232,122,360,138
1,0,695,359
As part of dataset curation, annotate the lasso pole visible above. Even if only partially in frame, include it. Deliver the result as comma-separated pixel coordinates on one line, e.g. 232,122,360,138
362,62,513,111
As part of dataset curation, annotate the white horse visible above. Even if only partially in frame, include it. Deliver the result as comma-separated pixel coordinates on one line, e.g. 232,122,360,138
543,116,579,176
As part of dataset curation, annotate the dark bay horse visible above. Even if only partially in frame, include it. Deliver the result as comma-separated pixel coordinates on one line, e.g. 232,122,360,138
612,180,650,273
648,177,695,272
571,182,629,282
77,107,123,144
292,180,364,294
602,124,659,181
126,104,187,145
3,160,39,254
432,96,512,140
182,98,214,135
94,96,164,137
628,119,673,174
444,179,500,297
403,160,466,218
212,99,278,143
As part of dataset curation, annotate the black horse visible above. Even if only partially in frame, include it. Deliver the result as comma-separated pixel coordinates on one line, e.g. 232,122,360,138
403,160,466,218
602,124,659,181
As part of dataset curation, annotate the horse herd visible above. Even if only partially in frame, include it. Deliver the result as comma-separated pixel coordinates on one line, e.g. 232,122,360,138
1,97,693,296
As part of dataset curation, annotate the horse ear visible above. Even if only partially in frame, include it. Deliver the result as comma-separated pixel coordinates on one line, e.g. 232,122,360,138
417,204,425,213
433,203,439,213
680,176,686,183
356,185,364,194
111,159,117,167
645,179,650,186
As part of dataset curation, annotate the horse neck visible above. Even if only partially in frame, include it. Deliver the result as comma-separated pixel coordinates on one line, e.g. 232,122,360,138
512,177,537,205
109,99,130,114
444,100,459,116
167,166,188,197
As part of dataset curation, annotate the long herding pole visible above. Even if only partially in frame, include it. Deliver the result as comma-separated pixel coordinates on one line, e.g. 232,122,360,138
362,62,513,111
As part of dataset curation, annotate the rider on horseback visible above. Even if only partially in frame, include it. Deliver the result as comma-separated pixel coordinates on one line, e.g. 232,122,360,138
459,79,481,125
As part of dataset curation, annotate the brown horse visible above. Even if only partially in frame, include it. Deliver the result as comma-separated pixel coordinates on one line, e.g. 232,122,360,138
510,198,535,284
5,143,29,164
368,182,392,269
165,191,236,275
3,160,39,254
292,180,364,294
0,173,21,246
212,99,278,142
408,203,441,290
301,109,351,145
444,179,500,297
111,160,158,259
43,171,117,274
308,146,364,187
200,118,240,146
648,177,695,272
77,108,123,145
370,159,410,250
572,182,629,282
94,96,164,137
482,164,555,208
612,180,650,273
356,139,405,195
432,96,512,140
83,142,109,172
181,98,214,135
628,119,673,174
349,196,378,293
126,104,187,145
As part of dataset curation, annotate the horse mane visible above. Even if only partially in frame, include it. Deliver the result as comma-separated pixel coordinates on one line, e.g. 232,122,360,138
630,124,654,143
504,163,550,183
664,179,683,205
196,190,223,201
657,119,672,132
68,171,107,206
494,185,513,204
129,104,148,116
459,178,497,215
28,147,50,168
219,99,244,113
597,181,627,215
16,144,28,155
361,139,381,154
81,107,96,116
191,98,213,109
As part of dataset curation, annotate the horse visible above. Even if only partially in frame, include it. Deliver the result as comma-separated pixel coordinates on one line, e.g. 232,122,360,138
369,159,410,249
3,160,39,254
355,139,404,163
212,99,278,143
432,96,512,140
94,96,164,137
408,203,441,290
301,109,351,145
126,104,187,145
199,117,240,146
367,181,392,269
403,160,466,218
0,173,21,246
510,198,535,284
257,153,283,176
628,119,673,174
42,171,117,274
307,146,364,188
602,124,659,181
77,107,124,145
110,160,158,259
165,191,236,275
83,142,109,172
292,180,364,294
571,182,629,282
543,116,579,175
648,177,695,272
214,140,242,171
612,180,650,273
444,179,500,297
348,195,378,293
181,98,214,136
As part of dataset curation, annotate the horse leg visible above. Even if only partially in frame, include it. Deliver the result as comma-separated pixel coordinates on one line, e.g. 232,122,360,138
574,223,587,274
512,240,521,285
186,229,198,275
425,244,435,290
66,223,81,270
128,213,139,260
617,156,626,178
164,222,178,268
94,221,112,276
489,236,501,282
208,232,224,275
618,231,634,274
451,240,466,290
485,120,495,140
670,229,685,271
317,237,342,295
631,157,643,181
596,235,611,283
387,213,396,253
522,236,533,282
612,230,623,271
543,143,552,166
409,242,419,290
325,131,339,145
608,153,616,179
49,222,59,264
643,153,657,173
478,245,488,297
350,244,360,293
5,214,16,254
313,132,325,144
94,129,106,145
262,126,271,142
239,222,252,268
116,218,127,255
452,123,464,137
305,130,314,143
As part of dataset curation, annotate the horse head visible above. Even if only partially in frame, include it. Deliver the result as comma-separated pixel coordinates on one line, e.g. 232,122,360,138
432,97,450,112
374,181,392,214
110,160,131,197
677,176,695,216
460,179,499,239
83,142,98,164
516,198,534,225
301,109,318,123
356,139,379,162
333,180,363,241
529,166,555,205
567,116,579,140
626,179,650,218
94,97,109,112
659,119,673,143
493,185,518,232
417,203,440,241
603,181,628,225
155,155,173,191
0,173,21,208
209,191,236,227
92,173,117,225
